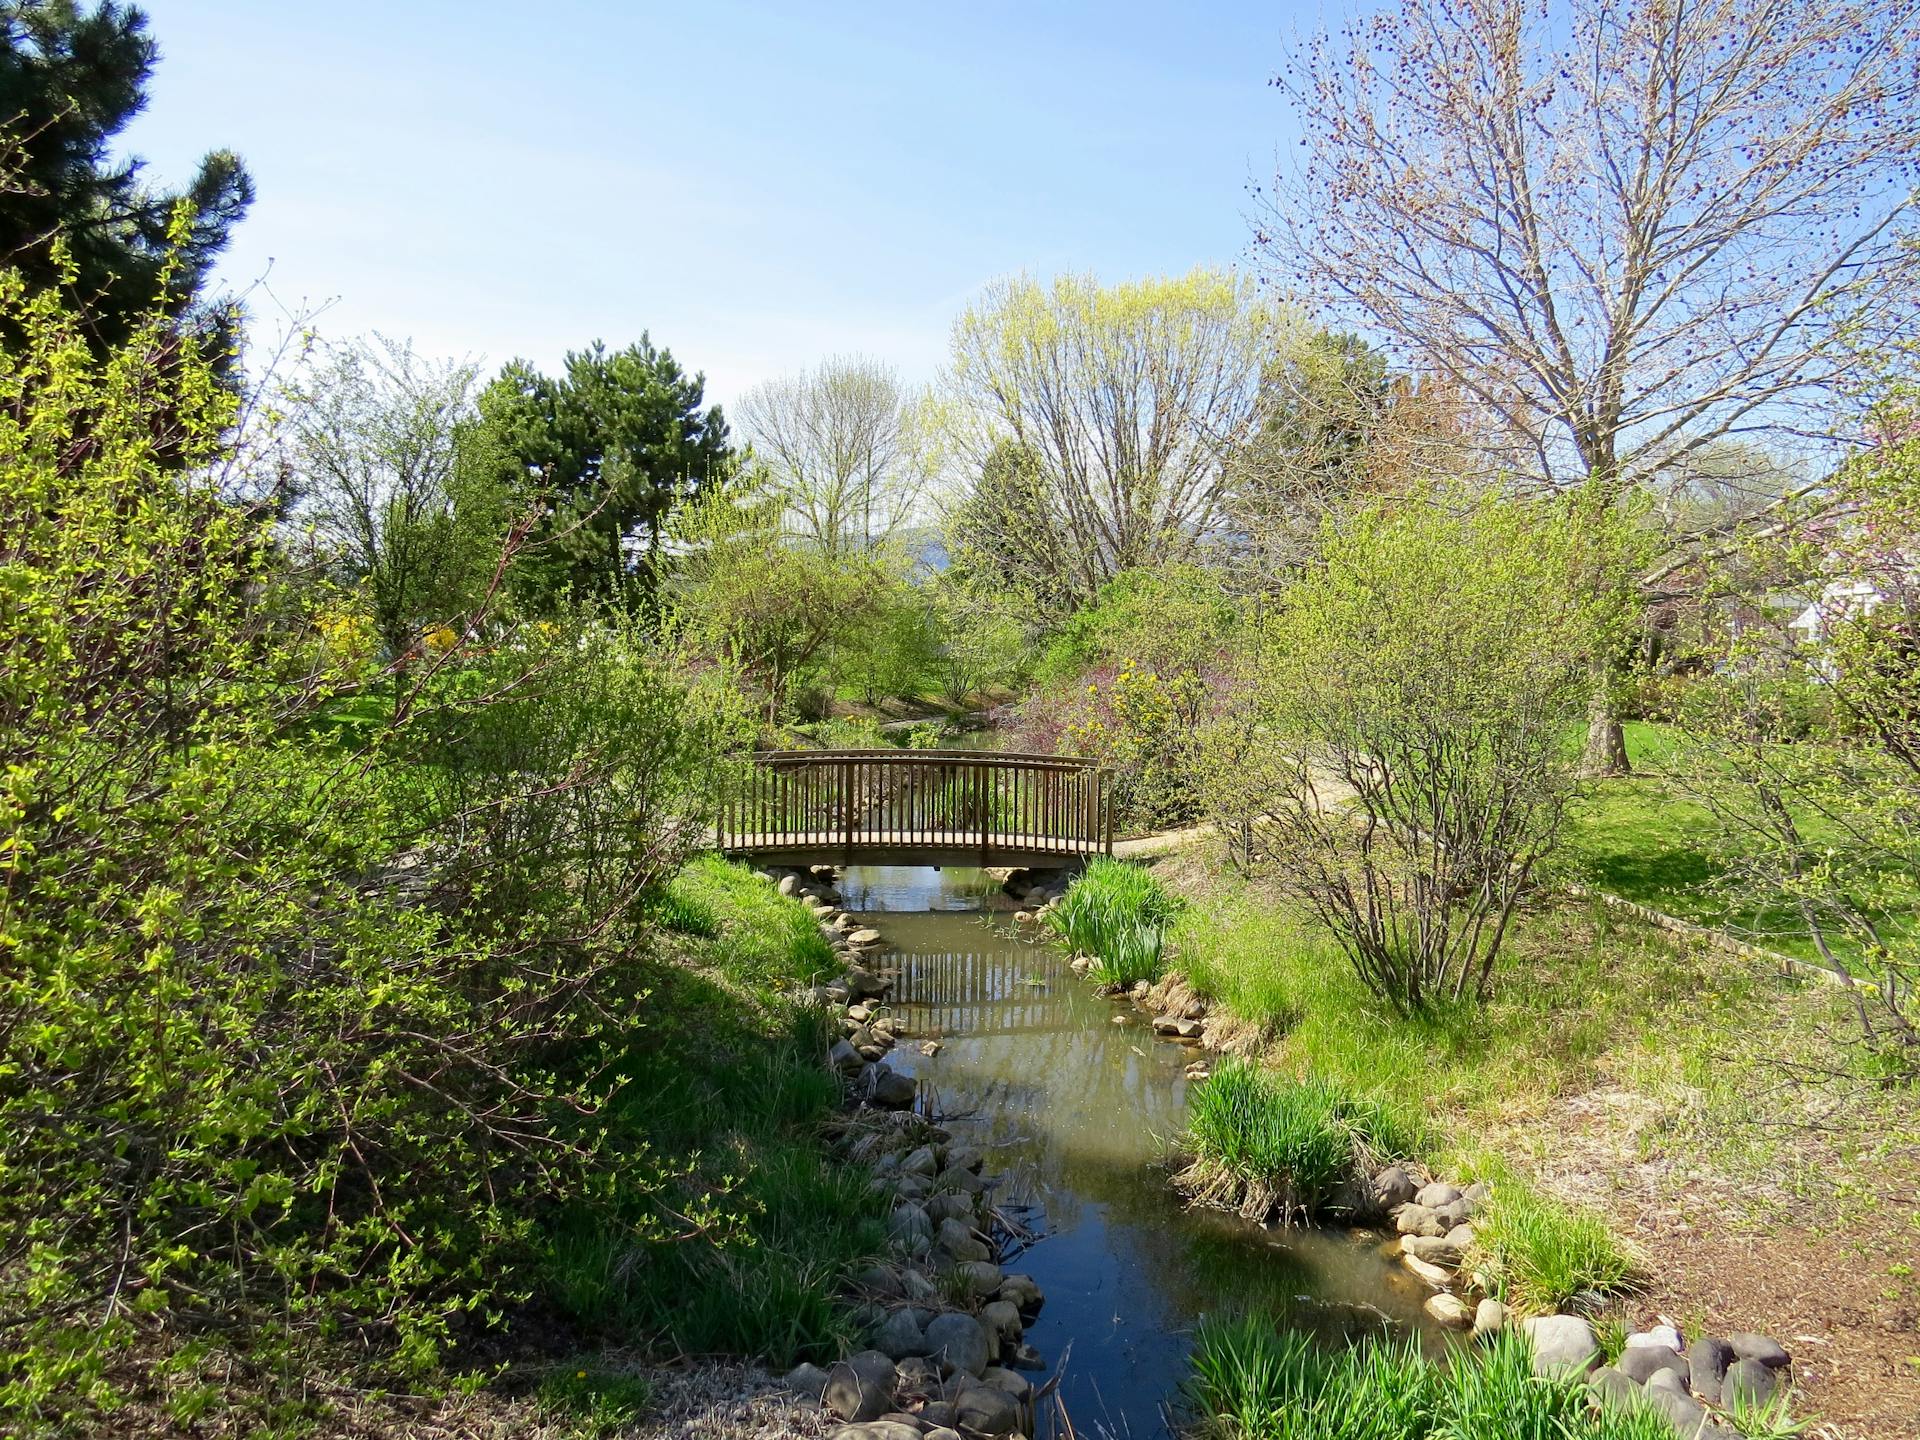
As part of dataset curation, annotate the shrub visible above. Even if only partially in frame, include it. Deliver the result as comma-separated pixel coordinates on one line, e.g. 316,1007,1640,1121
1045,857,1185,984
1208,484,1603,1014
0,257,769,1431
1177,1061,1424,1223
405,617,750,930
1467,1165,1643,1313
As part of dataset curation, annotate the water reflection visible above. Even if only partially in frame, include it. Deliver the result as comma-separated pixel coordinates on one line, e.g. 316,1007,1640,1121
843,866,1440,1437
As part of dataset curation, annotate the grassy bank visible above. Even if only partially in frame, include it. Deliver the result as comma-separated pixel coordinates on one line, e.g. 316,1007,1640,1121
535,856,883,1370
1557,721,1920,968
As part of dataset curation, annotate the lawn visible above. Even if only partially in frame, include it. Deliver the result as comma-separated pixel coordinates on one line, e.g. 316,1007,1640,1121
1556,720,1919,969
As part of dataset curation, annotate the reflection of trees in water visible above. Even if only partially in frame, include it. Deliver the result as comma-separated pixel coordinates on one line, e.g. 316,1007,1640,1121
889,939,1436,1351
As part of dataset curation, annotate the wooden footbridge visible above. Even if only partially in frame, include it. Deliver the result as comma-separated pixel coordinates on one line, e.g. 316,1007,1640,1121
717,749,1112,867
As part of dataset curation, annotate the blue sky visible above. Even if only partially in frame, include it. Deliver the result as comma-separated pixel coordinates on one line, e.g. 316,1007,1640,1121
126,1,1318,404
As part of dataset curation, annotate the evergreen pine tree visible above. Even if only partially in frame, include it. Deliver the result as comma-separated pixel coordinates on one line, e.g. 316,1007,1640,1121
0,1,253,350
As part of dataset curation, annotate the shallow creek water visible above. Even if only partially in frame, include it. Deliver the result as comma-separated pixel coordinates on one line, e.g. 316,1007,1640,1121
838,863,1443,1436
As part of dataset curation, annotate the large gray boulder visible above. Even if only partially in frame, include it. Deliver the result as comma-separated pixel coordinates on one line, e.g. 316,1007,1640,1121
1393,1204,1443,1237
887,1204,932,1253
980,1298,1023,1343
1723,1356,1779,1410
1372,1165,1419,1210
1522,1314,1600,1377
827,1425,922,1440
1415,1181,1461,1209
998,1272,1044,1312
824,1350,897,1422
1728,1332,1791,1369
872,1308,929,1359
1402,1233,1465,1266
924,1311,990,1377
1686,1337,1734,1404
936,1217,991,1263
1588,1366,1638,1408
953,1383,1022,1437
1643,1384,1709,1437
1618,1345,1688,1387
948,1259,1004,1298
868,1065,916,1109
783,1361,830,1398
926,1190,976,1224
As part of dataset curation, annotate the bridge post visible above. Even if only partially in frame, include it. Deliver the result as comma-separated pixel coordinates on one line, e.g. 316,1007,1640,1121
840,757,855,866
978,761,990,868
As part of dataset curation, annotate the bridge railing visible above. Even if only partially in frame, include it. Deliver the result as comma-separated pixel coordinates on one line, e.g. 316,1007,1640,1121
717,748,1111,863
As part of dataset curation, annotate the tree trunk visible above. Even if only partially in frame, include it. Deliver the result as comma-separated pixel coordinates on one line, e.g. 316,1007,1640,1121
1578,659,1631,777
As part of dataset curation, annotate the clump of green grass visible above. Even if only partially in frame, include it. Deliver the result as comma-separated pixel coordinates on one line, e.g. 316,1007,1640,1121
1728,1386,1809,1440
640,881,721,937
1467,1163,1643,1313
669,853,835,981
1047,857,1184,984
1177,1059,1426,1223
1188,1317,1675,1440
537,1366,653,1439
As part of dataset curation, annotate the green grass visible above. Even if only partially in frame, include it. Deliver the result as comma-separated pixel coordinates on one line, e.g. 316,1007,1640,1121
536,1367,654,1439
1168,876,1779,1145
1188,1319,1675,1440
534,856,884,1368
1463,1161,1643,1313
1046,856,1185,984
1179,1059,1426,1222
1557,720,1920,969
667,852,837,983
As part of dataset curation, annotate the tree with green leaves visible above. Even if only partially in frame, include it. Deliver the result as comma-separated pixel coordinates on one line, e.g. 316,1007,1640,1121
0,1,252,349
478,338,729,611
1224,330,1391,580
945,268,1286,614
666,472,889,724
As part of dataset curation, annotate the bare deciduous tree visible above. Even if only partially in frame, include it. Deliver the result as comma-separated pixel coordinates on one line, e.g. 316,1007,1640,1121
287,334,503,661
1261,0,1920,773
735,354,933,560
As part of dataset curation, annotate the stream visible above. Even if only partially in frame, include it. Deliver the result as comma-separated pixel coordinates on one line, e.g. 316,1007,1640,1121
838,863,1443,1436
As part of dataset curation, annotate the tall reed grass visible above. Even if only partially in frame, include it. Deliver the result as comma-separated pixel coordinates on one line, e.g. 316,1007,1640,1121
1178,1059,1425,1222
1188,1317,1676,1440
1045,856,1184,986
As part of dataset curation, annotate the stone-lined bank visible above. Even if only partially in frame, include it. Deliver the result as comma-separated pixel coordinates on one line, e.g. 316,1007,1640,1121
753,864,1053,1440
